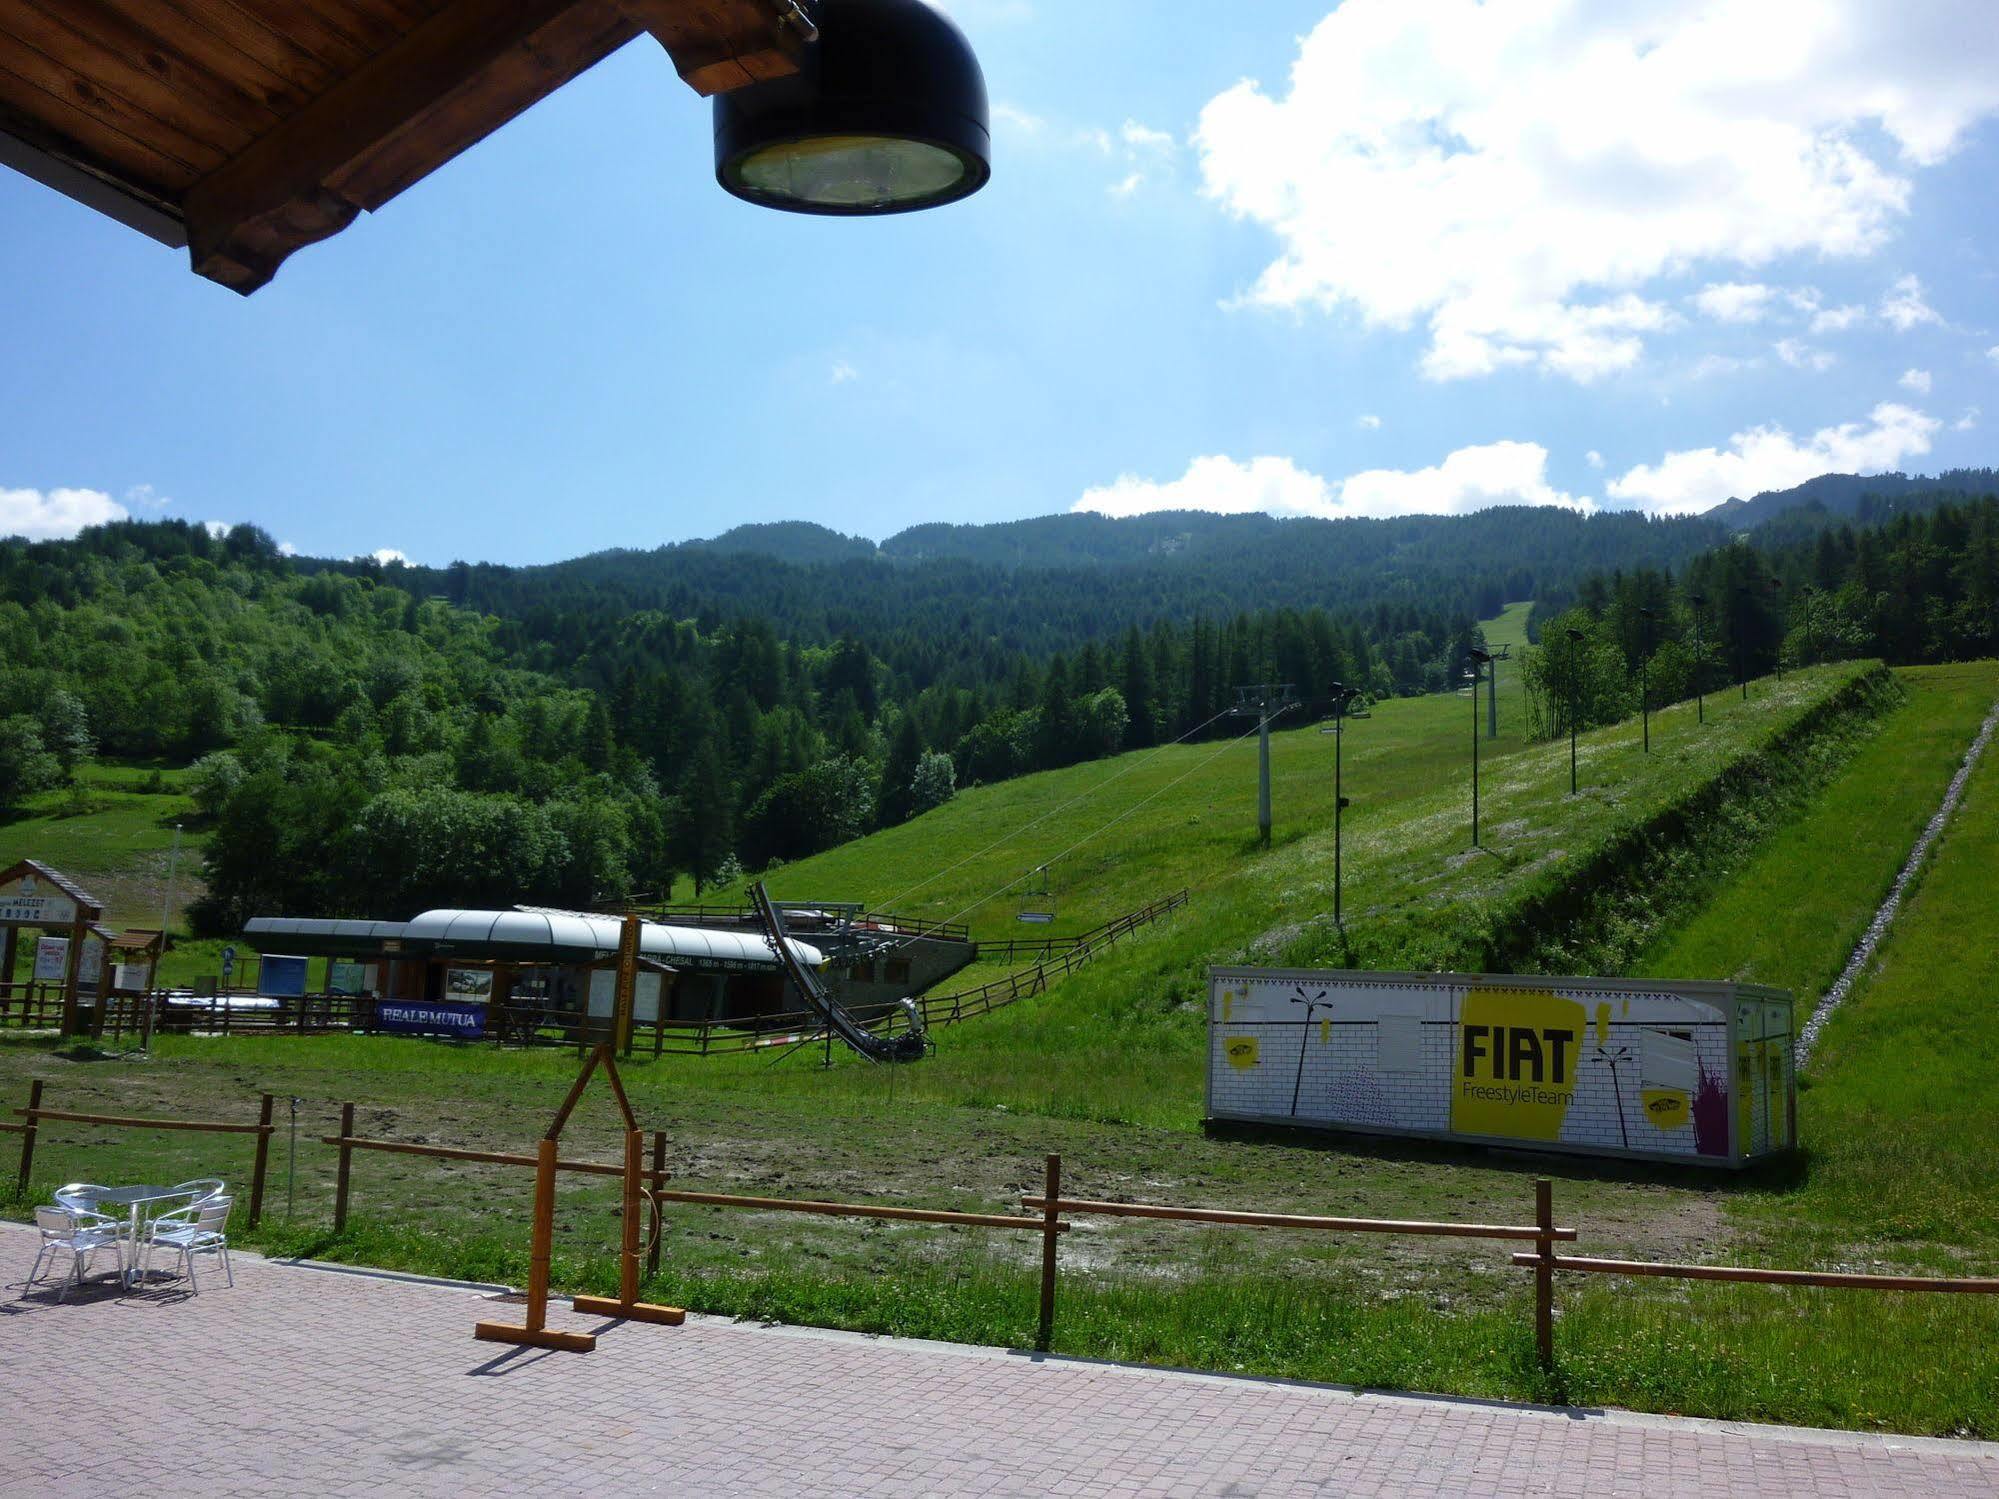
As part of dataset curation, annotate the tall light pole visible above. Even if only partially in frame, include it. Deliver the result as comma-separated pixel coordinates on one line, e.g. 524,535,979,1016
1637,607,1657,754
1565,628,1585,795
1467,649,1493,847
1690,593,1709,726
1318,684,1363,925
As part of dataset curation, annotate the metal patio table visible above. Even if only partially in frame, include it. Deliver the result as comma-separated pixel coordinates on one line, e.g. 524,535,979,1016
58,1185,200,1288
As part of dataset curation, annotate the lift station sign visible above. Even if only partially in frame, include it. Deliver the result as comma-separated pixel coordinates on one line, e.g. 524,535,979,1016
1207,968,1795,1169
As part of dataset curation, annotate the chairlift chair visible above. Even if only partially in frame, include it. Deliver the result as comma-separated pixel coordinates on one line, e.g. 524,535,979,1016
1016,865,1056,924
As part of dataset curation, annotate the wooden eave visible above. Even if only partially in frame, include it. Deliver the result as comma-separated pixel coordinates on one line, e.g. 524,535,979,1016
0,0,802,294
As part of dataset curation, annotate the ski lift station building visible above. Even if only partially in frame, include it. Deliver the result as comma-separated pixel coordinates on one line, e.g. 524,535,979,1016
241,904,976,1026
1207,968,1796,1168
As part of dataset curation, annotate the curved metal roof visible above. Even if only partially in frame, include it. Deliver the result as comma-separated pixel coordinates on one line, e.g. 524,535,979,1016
400,910,822,970
242,912,822,971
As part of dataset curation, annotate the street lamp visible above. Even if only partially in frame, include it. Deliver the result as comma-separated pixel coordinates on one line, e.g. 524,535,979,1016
1565,628,1585,795
1637,607,1657,754
1466,648,1493,847
1690,593,1709,726
1318,684,1364,925
715,0,992,216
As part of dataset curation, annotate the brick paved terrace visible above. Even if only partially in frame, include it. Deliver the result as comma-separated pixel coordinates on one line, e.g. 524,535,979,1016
1,1221,1993,1497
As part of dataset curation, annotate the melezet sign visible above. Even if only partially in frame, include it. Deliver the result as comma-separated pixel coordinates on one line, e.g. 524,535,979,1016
0,871,78,927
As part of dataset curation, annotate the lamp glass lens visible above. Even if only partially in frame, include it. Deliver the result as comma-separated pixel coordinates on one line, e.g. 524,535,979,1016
736,134,968,209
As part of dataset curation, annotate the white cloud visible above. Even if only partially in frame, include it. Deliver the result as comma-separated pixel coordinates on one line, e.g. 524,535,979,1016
1987,346,1999,365
365,548,410,566
1358,414,1382,430
1775,339,1836,373
1691,353,1758,379
1108,172,1144,199
1121,121,1177,154
1075,445,1593,523
1692,283,1776,323
1880,273,1942,332
1786,286,1871,333
202,520,232,539
1607,402,1942,515
1955,407,1980,433
1196,2,1999,381
1585,450,1605,469
278,541,299,557
0,485,130,541
123,483,171,513
1900,368,1933,394
991,101,1046,137
830,360,860,384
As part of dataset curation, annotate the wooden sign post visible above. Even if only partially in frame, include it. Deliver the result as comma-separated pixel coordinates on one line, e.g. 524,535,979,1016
475,928,683,1353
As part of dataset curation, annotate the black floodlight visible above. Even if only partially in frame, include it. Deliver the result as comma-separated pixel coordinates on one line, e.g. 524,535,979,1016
715,0,992,216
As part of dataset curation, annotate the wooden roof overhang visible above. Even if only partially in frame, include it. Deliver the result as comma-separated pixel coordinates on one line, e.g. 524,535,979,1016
0,0,805,294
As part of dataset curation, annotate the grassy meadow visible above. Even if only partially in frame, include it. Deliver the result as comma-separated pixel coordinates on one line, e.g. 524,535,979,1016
5,643,1999,1435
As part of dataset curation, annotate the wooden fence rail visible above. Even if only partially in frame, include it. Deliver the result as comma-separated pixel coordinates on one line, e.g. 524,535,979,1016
12,1080,276,1226
1511,1251,1999,1294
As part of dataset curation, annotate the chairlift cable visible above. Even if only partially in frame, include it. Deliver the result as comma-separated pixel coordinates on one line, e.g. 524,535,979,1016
915,709,1286,937
874,704,1240,915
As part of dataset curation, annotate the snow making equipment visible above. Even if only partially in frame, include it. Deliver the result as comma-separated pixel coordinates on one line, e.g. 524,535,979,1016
1207,969,1796,1168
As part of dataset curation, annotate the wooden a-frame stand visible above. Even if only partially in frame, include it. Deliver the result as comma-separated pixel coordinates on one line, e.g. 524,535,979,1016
475,916,684,1353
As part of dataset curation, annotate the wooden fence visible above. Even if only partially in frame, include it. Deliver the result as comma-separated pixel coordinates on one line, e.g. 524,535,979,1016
971,894,1191,965
12,1079,278,1226
912,890,1191,1028
13,1082,1999,1363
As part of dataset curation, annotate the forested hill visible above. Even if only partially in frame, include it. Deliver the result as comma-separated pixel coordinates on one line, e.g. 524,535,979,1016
364,506,1731,670
4,470,1991,926
1709,469,1999,532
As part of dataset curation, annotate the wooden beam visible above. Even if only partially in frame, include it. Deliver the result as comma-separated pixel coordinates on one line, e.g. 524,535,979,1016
182,0,642,294
616,0,803,96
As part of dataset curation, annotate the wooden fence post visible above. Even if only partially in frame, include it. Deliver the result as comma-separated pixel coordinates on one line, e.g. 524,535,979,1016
1037,1153,1062,1352
647,1129,666,1276
1534,1178,1555,1372
526,1138,557,1333
247,1092,274,1226
16,1079,42,1196
334,1102,355,1233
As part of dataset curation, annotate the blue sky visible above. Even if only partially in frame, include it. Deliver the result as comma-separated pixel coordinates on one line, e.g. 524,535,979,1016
3,0,1997,565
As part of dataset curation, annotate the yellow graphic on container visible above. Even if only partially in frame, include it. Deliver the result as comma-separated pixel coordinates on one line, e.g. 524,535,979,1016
1641,1089,1690,1130
1451,988,1586,1143
1225,1036,1260,1070
1593,1002,1611,1050
1319,1017,1331,1045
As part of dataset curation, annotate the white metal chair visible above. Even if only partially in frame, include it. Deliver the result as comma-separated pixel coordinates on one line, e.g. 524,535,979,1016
25,1205,125,1301
142,1195,234,1293
52,1182,113,1213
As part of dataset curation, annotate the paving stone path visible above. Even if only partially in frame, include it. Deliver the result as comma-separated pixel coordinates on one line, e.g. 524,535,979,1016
1,1221,1992,1497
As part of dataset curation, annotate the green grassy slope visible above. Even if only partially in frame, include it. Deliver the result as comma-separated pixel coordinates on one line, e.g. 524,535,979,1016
1769,714,1999,1252
1636,662,1999,1000
705,661,1882,1129
0,762,200,929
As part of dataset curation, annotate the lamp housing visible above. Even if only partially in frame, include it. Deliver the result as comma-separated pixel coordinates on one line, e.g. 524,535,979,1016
715,0,991,216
